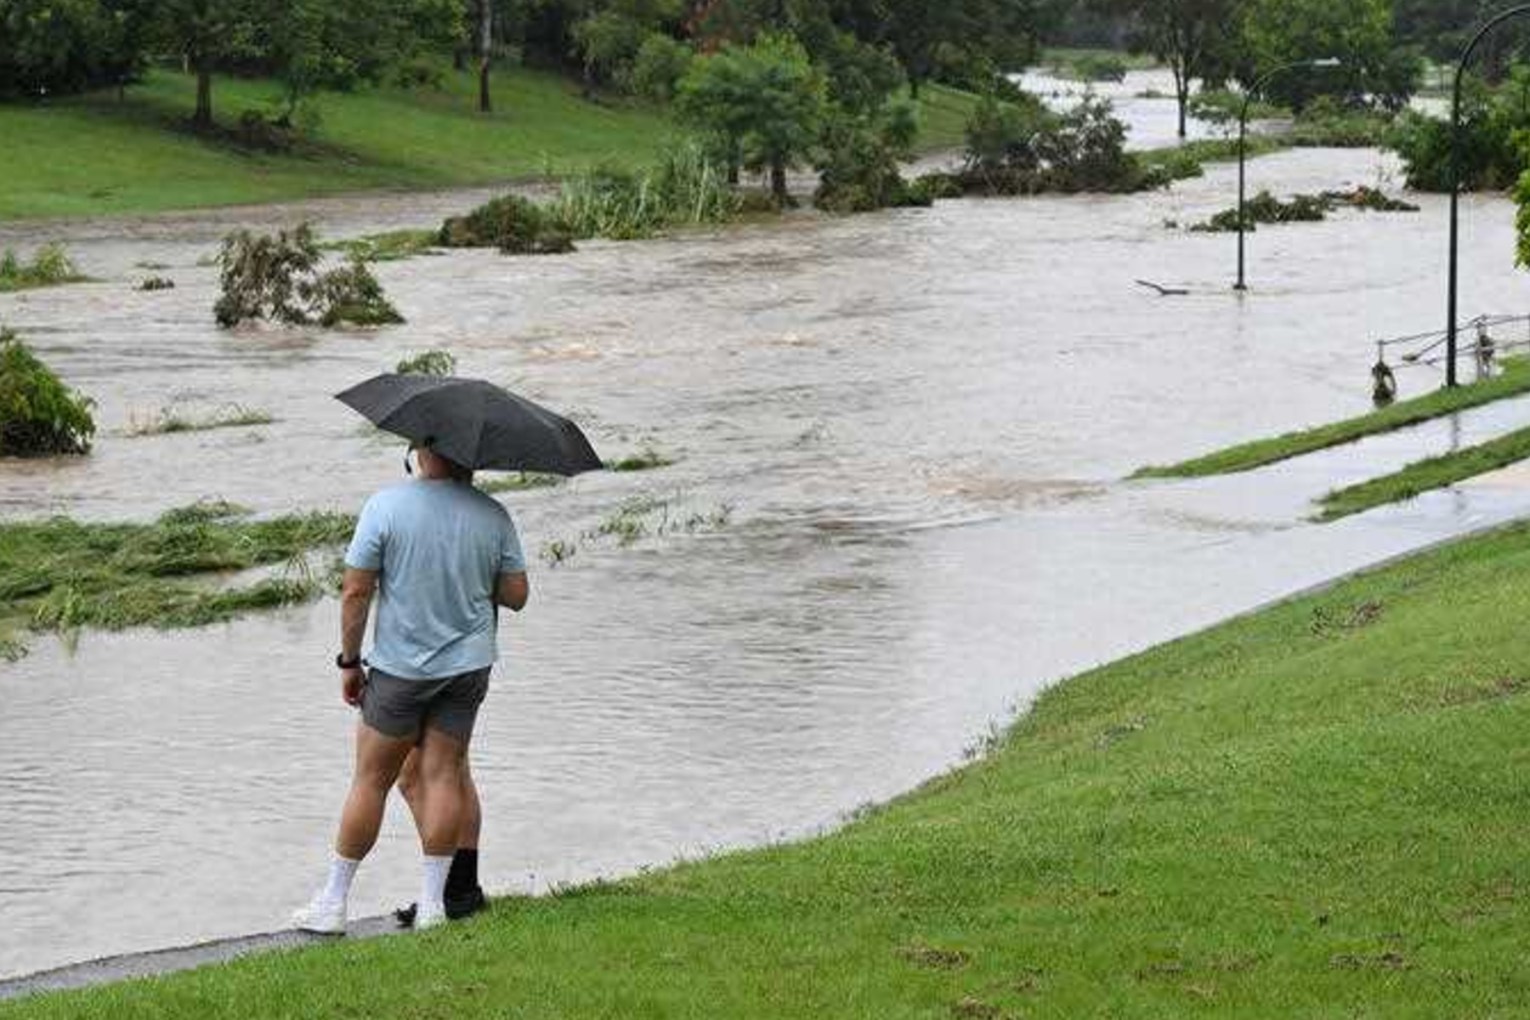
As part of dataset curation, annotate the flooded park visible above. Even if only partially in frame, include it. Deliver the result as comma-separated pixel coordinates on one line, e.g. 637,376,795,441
3,72,1530,983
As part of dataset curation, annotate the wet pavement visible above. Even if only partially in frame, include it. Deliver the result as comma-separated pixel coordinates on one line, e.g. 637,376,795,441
2,139,1529,983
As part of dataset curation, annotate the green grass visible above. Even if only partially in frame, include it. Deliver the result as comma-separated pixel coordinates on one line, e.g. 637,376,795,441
912,83,985,153
1316,423,1530,520
0,501,354,656
0,71,981,219
0,68,678,219
13,515,1530,1016
323,230,440,263
605,448,676,472
1135,358,1530,478
122,405,275,437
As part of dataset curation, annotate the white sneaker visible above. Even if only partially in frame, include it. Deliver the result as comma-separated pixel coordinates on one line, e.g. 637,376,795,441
414,902,448,931
292,895,347,935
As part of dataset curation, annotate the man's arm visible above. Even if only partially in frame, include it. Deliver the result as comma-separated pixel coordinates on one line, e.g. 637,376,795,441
495,571,529,613
339,568,378,705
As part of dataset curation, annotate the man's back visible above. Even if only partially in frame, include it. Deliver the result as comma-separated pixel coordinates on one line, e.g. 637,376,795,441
344,479,525,679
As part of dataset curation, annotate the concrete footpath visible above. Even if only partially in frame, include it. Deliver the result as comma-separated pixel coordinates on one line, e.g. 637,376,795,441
0,917,399,1002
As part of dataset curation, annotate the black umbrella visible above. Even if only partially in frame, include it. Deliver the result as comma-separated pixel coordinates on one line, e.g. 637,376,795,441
336,373,603,476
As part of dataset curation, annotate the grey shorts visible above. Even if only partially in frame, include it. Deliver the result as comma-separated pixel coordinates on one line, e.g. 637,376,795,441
361,666,490,743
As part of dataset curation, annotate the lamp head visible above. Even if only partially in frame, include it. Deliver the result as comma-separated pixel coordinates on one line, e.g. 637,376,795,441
1312,58,1342,68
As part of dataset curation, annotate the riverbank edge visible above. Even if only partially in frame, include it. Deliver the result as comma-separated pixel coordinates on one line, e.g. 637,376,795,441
2,509,1522,1007
1132,358,1530,479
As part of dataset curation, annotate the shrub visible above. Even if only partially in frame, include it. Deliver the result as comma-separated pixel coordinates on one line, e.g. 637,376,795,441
960,94,1160,195
215,225,322,327
138,276,175,291
0,244,86,292
214,225,405,328
0,329,96,457
396,350,457,376
312,259,404,328
814,101,930,213
1387,68,1530,192
438,195,575,254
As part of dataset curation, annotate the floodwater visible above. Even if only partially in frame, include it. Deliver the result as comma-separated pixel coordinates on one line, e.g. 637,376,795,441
3,137,1530,980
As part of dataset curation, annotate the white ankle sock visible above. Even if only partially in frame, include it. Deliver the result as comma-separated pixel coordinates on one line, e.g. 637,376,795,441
420,854,453,913
321,855,360,904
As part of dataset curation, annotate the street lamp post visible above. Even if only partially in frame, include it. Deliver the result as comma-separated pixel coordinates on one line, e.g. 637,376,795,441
1446,5,1530,387
1236,58,1342,291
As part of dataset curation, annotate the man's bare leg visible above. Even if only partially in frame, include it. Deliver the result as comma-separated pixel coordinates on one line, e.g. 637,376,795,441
294,722,414,933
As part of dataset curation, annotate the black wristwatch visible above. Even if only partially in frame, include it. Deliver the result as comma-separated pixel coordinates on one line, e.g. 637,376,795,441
336,653,364,670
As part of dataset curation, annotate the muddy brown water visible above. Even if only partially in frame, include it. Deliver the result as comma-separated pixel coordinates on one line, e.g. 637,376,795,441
3,141,1530,980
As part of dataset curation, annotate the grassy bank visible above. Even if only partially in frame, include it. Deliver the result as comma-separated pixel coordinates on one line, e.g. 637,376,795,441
0,71,979,220
1135,359,1530,478
1318,424,1530,520
11,520,1530,1015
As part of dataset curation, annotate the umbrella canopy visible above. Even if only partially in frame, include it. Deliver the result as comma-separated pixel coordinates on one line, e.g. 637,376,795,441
336,374,603,476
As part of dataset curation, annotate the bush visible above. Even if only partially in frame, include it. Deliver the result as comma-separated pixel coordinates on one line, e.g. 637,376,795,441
215,225,404,328
311,259,404,327
0,244,86,293
1387,68,1530,192
438,195,575,254
1288,97,1391,148
397,350,457,376
814,101,930,214
960,94,1161,195
0,329,96,457
215,226,321,327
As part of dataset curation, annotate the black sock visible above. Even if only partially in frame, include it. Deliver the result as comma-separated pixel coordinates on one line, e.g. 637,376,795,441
446,848,479,897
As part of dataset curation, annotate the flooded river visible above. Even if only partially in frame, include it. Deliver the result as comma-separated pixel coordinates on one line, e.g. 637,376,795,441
2,130,1529,978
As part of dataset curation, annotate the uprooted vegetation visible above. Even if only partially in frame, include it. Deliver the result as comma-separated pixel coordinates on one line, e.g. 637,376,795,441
438,195,576,254
0,244,89,293
122,404,274,437
1188,187,1419,233
396,350,457,376
0,501,356,659
0,328,96,457
214,224,403,329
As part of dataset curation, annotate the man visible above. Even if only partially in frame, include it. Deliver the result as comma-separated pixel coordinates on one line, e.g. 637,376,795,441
293,443,528,934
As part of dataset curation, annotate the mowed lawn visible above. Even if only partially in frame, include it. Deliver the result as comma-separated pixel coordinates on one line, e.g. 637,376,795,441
0,68,679,218
7,521,1530,1017
0,71,980,219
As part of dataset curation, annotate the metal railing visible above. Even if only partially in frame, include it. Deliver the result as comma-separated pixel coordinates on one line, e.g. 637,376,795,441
1372,314,1530,402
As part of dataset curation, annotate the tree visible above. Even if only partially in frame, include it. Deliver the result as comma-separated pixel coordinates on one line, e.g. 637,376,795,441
1098,0,1245,138
677,32,827,203
1242,0,1418,110
0,0,153,98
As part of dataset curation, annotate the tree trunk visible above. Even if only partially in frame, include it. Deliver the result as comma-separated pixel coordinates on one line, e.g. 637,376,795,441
194,65,213,129
477,0,493,113
453,48,466,72
1172,63,1188,139
770,160,788,206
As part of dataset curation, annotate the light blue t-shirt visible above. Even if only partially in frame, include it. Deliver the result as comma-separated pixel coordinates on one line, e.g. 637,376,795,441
344,479,526,680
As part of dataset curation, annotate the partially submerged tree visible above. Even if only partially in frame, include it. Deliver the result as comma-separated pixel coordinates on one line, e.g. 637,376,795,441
0,329,96,457
677,32,827,204
214,225,404,328
1097,0,1244,138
